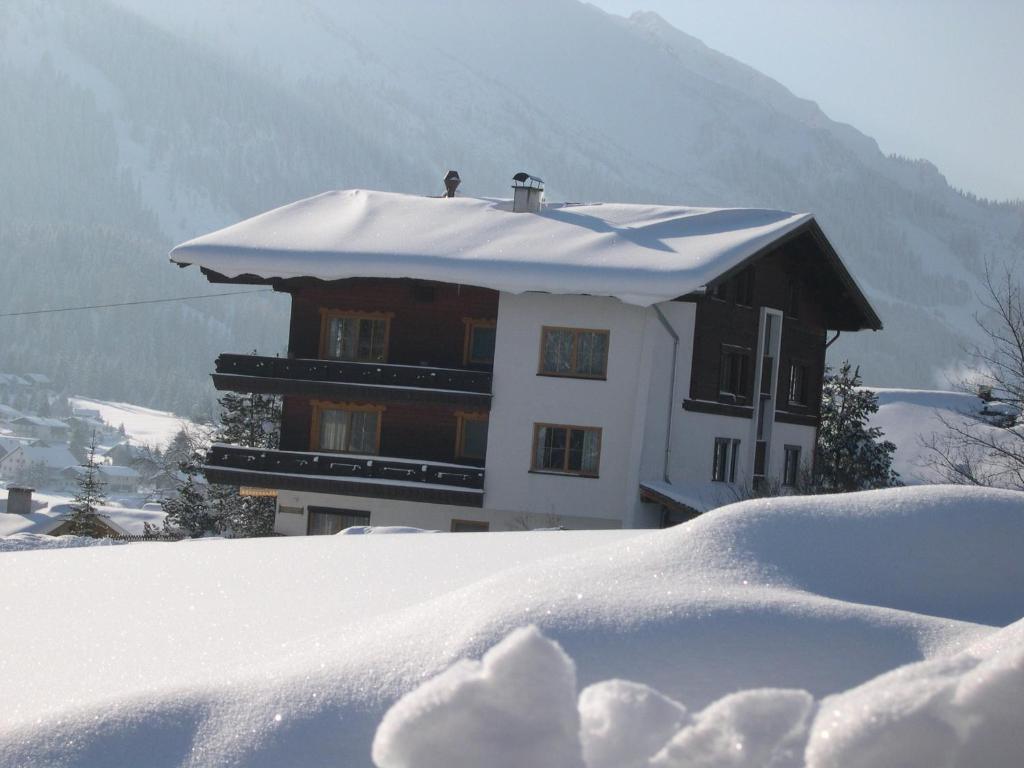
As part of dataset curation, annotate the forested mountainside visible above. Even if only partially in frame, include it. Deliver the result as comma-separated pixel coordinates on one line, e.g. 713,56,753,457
2,0,1021,414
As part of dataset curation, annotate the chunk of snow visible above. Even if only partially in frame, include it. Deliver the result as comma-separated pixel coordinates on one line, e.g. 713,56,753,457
650,689,813,768
372,625,584,768
579,679,688,768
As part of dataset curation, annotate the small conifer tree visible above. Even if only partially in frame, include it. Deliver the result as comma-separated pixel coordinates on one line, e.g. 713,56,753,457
813,362,901,492
66,434,109,537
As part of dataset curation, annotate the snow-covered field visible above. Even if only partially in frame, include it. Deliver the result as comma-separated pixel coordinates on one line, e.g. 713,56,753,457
68,396,193,449
0,485,1020,766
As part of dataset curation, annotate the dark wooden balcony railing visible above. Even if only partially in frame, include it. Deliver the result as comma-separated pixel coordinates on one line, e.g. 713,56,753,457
205,444,485,491
214,354,492,397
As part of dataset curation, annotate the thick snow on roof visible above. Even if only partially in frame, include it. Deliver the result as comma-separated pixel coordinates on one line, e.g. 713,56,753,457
0,485,1019,766
1,444,77,469
170,190,814,306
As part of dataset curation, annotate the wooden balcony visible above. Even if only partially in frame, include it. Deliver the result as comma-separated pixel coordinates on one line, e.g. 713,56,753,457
212,353,492,408
203,444,485,507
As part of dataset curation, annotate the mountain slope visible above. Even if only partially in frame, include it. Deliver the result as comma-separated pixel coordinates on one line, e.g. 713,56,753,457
2,0,1021,412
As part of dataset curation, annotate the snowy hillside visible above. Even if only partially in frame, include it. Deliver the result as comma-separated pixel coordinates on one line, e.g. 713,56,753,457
868,387,1022,486
68,396,192,449
0,0,1021,409
0,485,1020,766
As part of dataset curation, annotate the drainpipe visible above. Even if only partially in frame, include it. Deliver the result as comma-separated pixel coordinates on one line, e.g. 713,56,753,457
653,305,679,483
825,330,841,349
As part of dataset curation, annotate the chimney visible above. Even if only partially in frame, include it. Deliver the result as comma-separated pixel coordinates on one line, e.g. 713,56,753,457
7,486,34,516
443,170,461,198
511,172,544,213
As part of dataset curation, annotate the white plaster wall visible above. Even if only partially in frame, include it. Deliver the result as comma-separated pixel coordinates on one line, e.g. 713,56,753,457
768,421,817,484
273,489,619,534
484,293,651,524
672,410,751,488
633,301,696,527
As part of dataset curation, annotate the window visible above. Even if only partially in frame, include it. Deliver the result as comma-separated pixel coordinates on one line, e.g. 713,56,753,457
719,346,751,402
463,319,497,365
788,362,809,406
532,424,601,476
311,402,382,454
456,412,489,460
783,445,801,487
307,507,370,535
539,327,609,379
734,267,755,306
277,506,303,515
451,519,489,532
320,311,390,362
712,437,741,482
711,281,730,301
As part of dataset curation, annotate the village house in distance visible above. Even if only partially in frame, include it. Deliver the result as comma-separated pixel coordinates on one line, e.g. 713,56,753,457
170,172,880,534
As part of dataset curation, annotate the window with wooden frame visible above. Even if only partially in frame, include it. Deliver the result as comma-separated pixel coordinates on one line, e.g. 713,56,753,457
788,361,809,406
319,310,392,362
531,423,601,476
455,411,489,461
712,437,741,482
310,401,384,454
538,327,610,379
783,445,801,487
462,318,497,365
450,519,490,532
719,345,751,402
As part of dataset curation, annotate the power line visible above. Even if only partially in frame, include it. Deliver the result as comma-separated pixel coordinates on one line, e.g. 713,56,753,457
0,289,274,318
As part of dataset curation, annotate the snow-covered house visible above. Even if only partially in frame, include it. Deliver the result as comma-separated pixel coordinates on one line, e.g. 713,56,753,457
9,415,69,442
61,464,141,494
0,444,77,486
170,177,880,534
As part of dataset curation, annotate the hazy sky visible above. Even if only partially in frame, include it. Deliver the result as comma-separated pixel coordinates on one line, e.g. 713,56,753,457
590,0,1023,202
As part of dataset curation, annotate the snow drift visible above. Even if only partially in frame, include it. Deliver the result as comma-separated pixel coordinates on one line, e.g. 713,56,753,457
0,486,1020,766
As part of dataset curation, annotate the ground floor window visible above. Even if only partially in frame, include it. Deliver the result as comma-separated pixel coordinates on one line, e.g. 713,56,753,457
450,519,489,532
783,445,802,487
312,402,383,454
532,424,601,476
307,507,370,535
712,437,741,482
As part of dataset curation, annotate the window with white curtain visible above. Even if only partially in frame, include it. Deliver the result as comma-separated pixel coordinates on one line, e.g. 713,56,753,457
316,406,380,454
322,314,388,362
532,424,601,476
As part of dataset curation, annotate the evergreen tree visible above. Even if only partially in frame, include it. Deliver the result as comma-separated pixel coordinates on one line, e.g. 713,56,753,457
208,389,281,538
813,362,901,492
161,467,216,538
69,418,91,463
65,434,109,537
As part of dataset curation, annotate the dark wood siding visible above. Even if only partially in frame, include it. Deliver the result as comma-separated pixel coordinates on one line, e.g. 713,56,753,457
287,278,498,368
280,395,483,466
689,237,828,418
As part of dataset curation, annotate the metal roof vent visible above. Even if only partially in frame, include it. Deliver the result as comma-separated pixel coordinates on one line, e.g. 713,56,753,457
512,172,543,213
443,170,461,198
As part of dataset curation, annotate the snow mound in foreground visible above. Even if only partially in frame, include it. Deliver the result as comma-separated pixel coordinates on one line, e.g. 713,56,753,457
0,486,1020,766
374,621,1024,768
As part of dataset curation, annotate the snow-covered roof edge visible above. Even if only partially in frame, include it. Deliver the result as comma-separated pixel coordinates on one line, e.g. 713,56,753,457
170,189,880,329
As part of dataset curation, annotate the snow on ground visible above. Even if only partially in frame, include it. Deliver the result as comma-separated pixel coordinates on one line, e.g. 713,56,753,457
868,387,1014,484
68,396,194,449
0,486,1020,766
